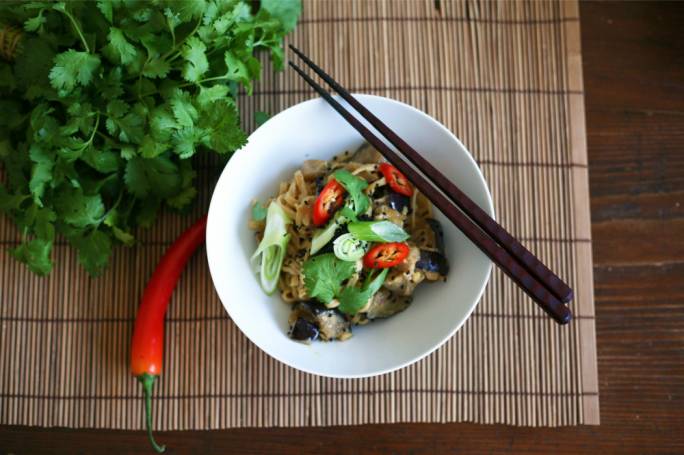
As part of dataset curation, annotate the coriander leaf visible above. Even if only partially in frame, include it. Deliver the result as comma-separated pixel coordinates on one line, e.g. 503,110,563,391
106,99,129,118
116,112,145,143
33,207,56,240
48,50,101,93
81,147,120,173
29,160,54,206
121,146,136,160
54,187,105,228
10,238,53,276
171,126,206,159
1,142,29,190
112,225,135,245
104,209,135,246
0,185,28,212
232,2,252,21
106,100,144,143
333,169,370,216
132,7,152,22
254,111,270,127
338,268,388,315
164,7,182,30
170,89,198,127
96,0,113,22
124,156,180,198
104,28,138,65
150,107,176,141
338,207,358,224
201,1,219,24
166,186,197,210
165,157,197,210
143,58,171,78
97,68,124,100
181,36,209,82
196,85,230,108
252,201,267,221
70,229,112,276
303,253,356,304
135,196,160,228
261,0,302,33
198,100,247,153
168,0,206,22
140,136,169,158
268,44,284,71
224,50,249,85
24,12,46,32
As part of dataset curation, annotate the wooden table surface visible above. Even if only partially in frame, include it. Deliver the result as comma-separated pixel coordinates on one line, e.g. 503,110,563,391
2,2,683,453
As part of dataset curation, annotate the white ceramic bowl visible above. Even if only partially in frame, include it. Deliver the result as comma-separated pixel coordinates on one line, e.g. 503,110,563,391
207,94,494,378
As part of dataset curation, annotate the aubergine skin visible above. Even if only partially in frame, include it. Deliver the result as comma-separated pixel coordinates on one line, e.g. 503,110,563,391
387,191,410,212
289,318,320,341
425,218,445,253
415,249,450,276
288,301,351,341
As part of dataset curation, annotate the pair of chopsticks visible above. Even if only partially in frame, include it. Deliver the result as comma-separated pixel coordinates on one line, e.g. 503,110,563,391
289,45,573,324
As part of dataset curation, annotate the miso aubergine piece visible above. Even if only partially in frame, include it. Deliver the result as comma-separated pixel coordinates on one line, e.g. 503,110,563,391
288,301,351,342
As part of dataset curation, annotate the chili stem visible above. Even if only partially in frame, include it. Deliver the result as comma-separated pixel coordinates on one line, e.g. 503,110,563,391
138,373,165,453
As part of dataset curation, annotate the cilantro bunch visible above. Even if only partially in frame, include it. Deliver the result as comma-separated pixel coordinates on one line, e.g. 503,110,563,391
0,0,301,275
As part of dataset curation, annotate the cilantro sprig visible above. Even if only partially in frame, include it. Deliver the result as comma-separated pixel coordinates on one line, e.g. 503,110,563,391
302,253,389,315
302,253,356,304
0,0,302,275
333,169,370,216
338,268,389,315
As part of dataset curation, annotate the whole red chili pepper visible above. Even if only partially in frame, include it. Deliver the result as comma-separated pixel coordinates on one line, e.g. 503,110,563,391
130,215,207,453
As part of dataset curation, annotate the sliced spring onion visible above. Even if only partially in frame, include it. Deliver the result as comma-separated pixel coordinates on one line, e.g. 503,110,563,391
251,201,291,294
310,218,339,255
347,220,409,243
333,233,368,262
310,207,359,255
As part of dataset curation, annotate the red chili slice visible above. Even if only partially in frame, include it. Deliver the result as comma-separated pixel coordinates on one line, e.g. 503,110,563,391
312,178,346,226
363,242,410,269
379,163,414,196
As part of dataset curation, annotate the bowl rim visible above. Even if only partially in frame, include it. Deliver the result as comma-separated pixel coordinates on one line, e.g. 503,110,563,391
206,93,495,378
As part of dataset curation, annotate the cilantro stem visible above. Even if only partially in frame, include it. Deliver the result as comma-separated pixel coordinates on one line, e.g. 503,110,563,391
55,8,90,53
138,56,151,101
99,190,124,227
196,76,232,84
136,75,233,99
161,18,202,61
82,113,100,149
95,130,123,148
167,20,176,49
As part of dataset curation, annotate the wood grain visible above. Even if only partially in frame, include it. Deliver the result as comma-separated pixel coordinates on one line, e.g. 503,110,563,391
1,1,683,453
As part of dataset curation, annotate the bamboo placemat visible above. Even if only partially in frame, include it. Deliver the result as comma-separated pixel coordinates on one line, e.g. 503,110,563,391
0,0,599,428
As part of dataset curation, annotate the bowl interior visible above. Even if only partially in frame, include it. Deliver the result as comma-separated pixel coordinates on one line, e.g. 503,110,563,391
206,95,494,378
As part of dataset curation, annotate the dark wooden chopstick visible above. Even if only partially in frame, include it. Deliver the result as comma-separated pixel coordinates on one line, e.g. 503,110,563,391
288,59,572,325
290,44,573,305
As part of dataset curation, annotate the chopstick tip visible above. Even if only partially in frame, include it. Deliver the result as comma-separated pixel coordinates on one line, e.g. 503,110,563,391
558,307,573,325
